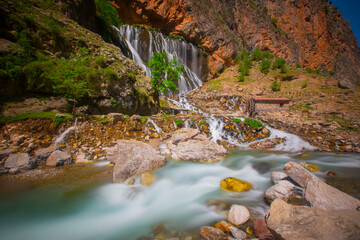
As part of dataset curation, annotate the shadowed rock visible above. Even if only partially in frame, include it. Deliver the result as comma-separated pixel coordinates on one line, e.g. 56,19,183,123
305,180,360,210
46,150,72,167
5,153,34,173
266,199,360,240
284,161,320,187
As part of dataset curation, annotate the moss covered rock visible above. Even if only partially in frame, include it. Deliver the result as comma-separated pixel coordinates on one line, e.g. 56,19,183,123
220,177,253,192
299,161,320,172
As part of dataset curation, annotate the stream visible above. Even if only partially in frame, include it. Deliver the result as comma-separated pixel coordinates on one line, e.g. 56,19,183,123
0,151,359,240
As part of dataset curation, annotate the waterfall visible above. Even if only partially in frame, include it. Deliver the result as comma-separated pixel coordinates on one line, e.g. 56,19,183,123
114,25,203,94
54,119,78,146
147,118,163,133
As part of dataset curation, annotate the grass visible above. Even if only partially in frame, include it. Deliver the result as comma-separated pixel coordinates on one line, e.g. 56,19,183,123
0,112,73,125
244,118,264,129
233,118,242,123
208,79,223,91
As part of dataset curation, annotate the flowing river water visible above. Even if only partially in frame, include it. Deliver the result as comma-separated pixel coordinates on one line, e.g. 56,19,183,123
0,25,359,240
0,151,360,240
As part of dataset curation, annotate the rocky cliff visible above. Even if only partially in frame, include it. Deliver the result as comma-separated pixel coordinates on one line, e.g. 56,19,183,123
113,0,360,88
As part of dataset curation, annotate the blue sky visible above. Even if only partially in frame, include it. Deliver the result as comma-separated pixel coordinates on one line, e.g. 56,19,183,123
331,0,360,46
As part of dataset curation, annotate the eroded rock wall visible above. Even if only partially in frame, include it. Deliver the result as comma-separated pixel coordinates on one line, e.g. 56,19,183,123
113,0,360,87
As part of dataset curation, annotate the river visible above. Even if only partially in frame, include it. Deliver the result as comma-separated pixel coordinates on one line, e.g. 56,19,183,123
0,150,359,240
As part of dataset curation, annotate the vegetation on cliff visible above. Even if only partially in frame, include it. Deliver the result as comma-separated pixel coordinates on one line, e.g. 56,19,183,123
0,0,157,115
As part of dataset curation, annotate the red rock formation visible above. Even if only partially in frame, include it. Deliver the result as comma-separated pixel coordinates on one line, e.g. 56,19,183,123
113,0,360,88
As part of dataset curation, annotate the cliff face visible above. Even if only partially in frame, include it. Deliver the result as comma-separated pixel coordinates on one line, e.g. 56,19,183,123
113,0,360,88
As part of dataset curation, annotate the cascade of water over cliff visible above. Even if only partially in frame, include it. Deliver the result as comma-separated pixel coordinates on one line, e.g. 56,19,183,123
114,25,203,94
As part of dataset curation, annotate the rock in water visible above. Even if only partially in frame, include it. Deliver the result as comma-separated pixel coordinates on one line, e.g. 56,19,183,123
253,219,276,240
228,205,250,226
220,177,253,193
108,140,166,183
168,128,227,162
266,199,360,240
46,150,72,167
249,138,285,149
284,161,320,187
200,226,225,240
305,180,360,210
271,171,288,184
140,172,156,186
214,221,233,232
4,153,34,173
264,180,296,203
229,226,247,239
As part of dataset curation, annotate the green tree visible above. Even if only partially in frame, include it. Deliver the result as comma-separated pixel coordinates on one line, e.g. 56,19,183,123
260,59,272,74
148,52,183,96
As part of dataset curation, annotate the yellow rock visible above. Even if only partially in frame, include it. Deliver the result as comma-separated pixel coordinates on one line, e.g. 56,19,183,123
299,161,320,172
107,163,114,166
214,221,233,232
140,172,156,186
300,154,309,158
154,233,167,240
220,177,253,192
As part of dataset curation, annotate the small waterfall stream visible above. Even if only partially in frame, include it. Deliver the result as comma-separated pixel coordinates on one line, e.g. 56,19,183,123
114,25,203,94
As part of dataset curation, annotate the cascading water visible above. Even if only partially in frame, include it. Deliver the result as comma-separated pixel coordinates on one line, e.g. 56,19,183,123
147,118,163,133
54,119,78,146
114,25,203,94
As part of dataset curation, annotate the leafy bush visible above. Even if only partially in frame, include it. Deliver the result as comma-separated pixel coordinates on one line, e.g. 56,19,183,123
236,51,252,62
270,18,278,28
95,0,120,27
238,57,252,76
244,118,264,129
238,72,245,82
148,52,183,95
260,60,272,74
272,58,286,70
252,48,263,61
296,63,302,68
271,81,281,91
262,51,274,59
175,118,183,127
306,67,314,74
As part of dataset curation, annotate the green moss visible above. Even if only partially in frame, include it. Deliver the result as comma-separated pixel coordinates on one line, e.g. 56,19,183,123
244,118,264,129
233,118,242,123
175,118,183,127
0,112,73,125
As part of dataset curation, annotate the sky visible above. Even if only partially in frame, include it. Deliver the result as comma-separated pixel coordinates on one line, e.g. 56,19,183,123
331,0,360,46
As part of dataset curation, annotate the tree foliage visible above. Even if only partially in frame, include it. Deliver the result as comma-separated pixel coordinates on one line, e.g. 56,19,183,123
148,52,183,95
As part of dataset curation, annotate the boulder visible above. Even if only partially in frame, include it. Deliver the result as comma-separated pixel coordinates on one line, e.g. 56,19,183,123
200,226,225,240
168,128,227,162
228,205,250,226
270,171,288,184
305,180,360,210
74,151,93,164
249,138,285,149
34,146,58,163
4,153,34,172
0,149,12,162
108,140,166,183
140,172,156,186
107,113,125,124
266,199,360,240
284,162,320,187
220,177,253,193
46,150,72,167
229,226,247,239
264,180,296,203
253,219,275,240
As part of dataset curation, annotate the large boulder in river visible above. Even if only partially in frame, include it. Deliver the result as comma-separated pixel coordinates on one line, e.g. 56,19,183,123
266,199,360,240
4,153,35,173
284,161,320,187
107,140,166,183
305,180,360,210
220,177,253,193
168,128,227,162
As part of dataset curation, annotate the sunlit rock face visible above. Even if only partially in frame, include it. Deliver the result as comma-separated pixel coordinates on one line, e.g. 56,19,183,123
113,0,360,87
